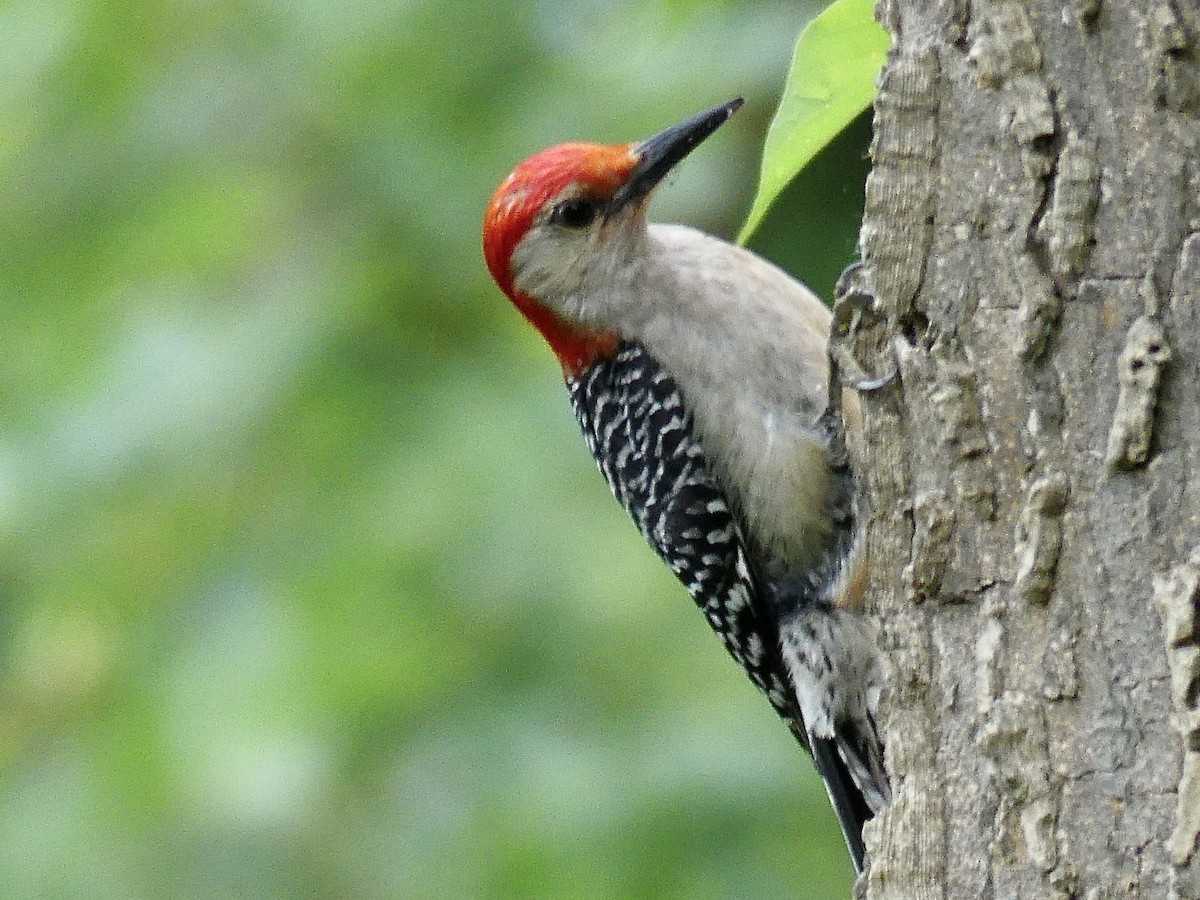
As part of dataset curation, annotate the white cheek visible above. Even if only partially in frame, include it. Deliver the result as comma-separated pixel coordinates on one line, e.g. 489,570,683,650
511,229,586,303
509,217,648,330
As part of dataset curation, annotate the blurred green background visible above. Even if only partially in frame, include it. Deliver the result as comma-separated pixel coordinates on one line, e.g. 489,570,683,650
0,0,871,897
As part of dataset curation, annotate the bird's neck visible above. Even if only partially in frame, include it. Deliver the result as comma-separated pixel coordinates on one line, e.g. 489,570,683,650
509,290,618,377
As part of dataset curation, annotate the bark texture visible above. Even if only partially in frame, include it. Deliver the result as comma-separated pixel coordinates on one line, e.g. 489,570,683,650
845,0,1200,896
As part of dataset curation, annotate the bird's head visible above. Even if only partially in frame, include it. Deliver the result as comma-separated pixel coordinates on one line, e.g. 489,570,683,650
483,98,743,375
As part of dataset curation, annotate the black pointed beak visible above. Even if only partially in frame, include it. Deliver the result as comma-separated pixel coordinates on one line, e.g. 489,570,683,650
608,97,744,212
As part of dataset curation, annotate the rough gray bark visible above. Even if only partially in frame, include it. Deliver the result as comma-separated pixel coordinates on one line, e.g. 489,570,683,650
841,0,1200,896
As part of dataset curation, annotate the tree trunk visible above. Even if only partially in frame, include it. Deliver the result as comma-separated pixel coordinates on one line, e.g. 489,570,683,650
846,0,1200,896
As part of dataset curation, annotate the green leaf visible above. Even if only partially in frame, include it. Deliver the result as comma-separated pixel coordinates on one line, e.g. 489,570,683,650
738,0,888,243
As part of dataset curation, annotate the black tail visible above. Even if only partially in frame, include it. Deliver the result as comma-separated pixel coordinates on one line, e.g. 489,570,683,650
810,734,874,874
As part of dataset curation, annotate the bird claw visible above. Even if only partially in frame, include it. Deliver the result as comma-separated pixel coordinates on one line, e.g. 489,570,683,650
849,367,898,393
829,262,898,395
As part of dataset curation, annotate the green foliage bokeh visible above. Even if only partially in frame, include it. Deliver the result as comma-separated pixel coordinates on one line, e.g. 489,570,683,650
0,1,867,897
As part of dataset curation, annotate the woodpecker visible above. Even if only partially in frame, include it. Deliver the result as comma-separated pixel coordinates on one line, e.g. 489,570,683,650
482,98,888,871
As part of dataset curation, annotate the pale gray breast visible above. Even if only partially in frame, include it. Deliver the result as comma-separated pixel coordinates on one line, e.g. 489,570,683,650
635,224,836,570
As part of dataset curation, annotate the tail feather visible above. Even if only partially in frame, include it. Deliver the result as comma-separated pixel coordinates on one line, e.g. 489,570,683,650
811,734,873,874
778,605,889,873
836,711,890,815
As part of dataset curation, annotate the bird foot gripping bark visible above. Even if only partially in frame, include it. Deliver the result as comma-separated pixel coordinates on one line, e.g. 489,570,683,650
818,262,897,473
831,261,898,395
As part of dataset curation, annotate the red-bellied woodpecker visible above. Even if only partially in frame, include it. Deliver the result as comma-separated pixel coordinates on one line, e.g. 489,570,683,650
482,98,888,872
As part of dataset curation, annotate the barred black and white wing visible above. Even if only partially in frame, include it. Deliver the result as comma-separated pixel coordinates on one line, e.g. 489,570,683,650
567,342,799,721
566,340,880,872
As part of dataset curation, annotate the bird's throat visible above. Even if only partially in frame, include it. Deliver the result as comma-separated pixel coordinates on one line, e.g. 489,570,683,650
510,291,618,377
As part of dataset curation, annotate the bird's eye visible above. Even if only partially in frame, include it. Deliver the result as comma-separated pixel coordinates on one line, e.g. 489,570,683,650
551,199,597,229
